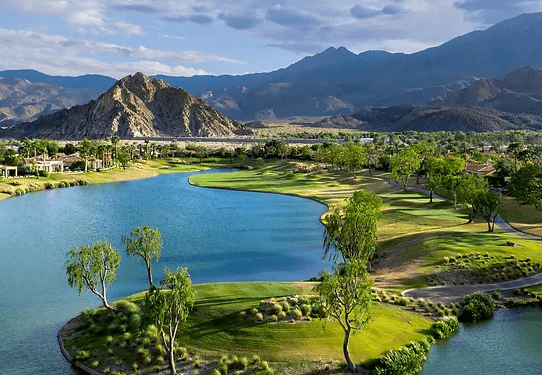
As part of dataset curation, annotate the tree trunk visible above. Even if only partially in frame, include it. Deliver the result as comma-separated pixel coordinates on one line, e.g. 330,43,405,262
429,191,433,203
168,340,176,375
146,261,154,288
343,328,355,372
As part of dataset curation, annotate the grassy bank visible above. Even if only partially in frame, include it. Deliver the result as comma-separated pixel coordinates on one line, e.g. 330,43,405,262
63,282,432,374
0,158,227,201
190,162,542,291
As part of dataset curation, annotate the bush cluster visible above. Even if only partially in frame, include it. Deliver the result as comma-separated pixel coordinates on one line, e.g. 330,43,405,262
431,317,459,339
460,291,495,323
372,338,432,375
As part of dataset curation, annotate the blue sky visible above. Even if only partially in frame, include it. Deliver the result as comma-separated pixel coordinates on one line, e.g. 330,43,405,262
0,0,541,78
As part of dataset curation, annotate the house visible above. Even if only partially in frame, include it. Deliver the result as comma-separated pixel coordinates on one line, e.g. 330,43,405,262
23,157,64,174
0,165,18,178
464,160,496,177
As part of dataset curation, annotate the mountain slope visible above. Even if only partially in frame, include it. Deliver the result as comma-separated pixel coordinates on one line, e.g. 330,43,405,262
154,12,542,120
351,105,542,132
432,67,542,115
0,76,105,125
0,73,247,140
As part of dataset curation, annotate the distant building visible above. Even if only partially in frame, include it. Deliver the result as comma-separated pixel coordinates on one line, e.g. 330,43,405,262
464,160,496,177
0,165,18,178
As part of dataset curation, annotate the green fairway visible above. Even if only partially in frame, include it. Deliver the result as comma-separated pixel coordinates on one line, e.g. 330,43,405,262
68,282,432,369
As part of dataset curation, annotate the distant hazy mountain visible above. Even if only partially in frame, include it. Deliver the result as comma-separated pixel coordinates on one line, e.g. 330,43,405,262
431,67,542,115
0,70,115,90
0,73,247,140
351,105,542,132
0,76,106,125
3,12,542,124
153,12,542,120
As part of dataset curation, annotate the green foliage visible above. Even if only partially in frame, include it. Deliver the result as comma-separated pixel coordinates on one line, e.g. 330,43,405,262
145,267,195,374
507,164,542,211
431,317,459,339
372,338,432,375
65,241,121,310
315,260,374,372
460,291,495,323
323,190,383,264
390,148,420,190
123,226,163,288
75,350,90,360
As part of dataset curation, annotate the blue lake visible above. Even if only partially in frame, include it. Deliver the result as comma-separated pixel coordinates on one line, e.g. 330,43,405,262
1,170,541,375
0,170,329,375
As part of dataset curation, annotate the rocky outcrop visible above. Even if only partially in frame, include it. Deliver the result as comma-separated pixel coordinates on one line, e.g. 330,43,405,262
352,105,542,132
1,72,249,140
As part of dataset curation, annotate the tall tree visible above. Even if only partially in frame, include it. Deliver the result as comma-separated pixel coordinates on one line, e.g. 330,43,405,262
66,241,121,311
476,191,501,232
110,135,120,163
323,190,383,269
146,267,195,375
314,260,373,372
123,226,163,288
344,143,367,177
507,164,542,211
390,148,420,191
410,143,438,184
458,174,488,223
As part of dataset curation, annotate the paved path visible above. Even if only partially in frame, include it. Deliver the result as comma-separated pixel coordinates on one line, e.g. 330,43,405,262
402,273,542,304
385,179,540,241
386,179,542,302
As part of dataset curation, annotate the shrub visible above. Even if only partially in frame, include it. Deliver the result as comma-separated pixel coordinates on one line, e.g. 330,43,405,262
280,301,290,312
44,182,54,189
278,311,287,320
299,303,311,316
103,367,110,374
268,314,278,322
211,370,221,375
492,290,501,300
396,296,409,306
431,317,459,339
372,338,431,375
239,311,247,320
14,188,25,196
193,356,201,368
460,291,495,322
272,304,283,315
251,307,259,315
255,312,263,321
75,350,90,360
291,308,303,320
90,360,99,368
219,363,228,375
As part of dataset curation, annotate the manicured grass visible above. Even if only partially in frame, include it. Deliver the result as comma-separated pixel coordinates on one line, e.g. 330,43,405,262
500,196,542,238
0,158,221,200
68,282,432,369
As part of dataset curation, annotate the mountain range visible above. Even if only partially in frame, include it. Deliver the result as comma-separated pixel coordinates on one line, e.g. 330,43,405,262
0,73,247,140
2,12,542,133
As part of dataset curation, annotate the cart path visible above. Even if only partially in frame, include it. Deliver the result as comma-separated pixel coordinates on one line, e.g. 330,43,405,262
401,273,542,304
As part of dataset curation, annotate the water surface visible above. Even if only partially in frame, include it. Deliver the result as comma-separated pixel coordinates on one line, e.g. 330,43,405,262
0,170,328,375
422,308,542,374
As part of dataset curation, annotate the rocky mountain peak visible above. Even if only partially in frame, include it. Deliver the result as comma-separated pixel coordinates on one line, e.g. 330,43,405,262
0,72,249,139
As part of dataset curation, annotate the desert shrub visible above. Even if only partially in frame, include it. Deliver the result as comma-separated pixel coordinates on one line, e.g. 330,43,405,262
132,362,139,372
14,188,25,196
211,370,221,375
291,308,303,320
75,350,90,360
492,290,501,300
460,291,495,322
431,317,459,339
154,344,166,357
44,182,54,189
239,311,247,320
255,312,263,321
372,338,431,375
219,362,228,375
128,313,141,331
193,356,201,368
278,311,287,320
90,360,99,368
103,367,110,374
268,314,278,322
280,301,290,311
395,296,409,306
272,304,283,314
251,307,259,315
38,170,49,177
299,303,311,316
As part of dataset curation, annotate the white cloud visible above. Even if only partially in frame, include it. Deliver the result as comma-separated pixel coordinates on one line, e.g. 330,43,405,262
0,28,242,77
3,0,106,25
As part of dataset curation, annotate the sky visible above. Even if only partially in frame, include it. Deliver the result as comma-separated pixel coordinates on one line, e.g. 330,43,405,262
0,0,541,79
